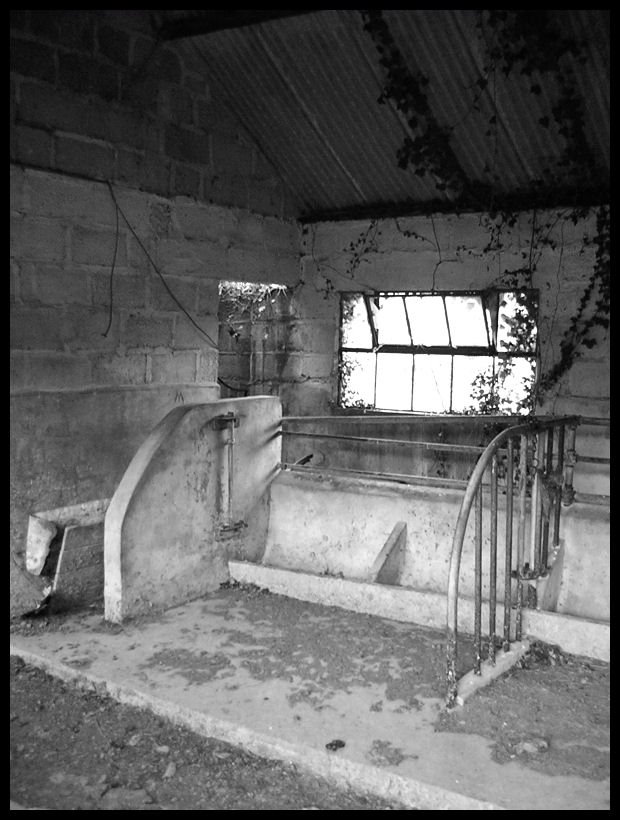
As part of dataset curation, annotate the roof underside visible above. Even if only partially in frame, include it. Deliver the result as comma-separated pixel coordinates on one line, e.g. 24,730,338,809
154,9,609,222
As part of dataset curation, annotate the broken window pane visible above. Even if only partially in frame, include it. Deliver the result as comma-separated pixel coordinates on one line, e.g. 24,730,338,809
338,290,538,415
405,296,450,345
340,351,375,407
375,295,411,345
341,294,373,349
445,295,489,347
452,355,495,412
376,352,413,410
411,355,452,413
497,291,538,353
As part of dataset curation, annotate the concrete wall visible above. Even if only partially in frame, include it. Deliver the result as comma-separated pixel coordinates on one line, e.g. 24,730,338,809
105,396,281,622
263,470,610,623
296,211,610,421
10,8,301,617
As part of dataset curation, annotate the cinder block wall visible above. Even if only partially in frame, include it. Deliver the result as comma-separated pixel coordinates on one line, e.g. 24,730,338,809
297,213,610,420
10,10,301,616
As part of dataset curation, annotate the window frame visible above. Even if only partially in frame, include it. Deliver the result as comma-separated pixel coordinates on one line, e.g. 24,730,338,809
338,288,539,413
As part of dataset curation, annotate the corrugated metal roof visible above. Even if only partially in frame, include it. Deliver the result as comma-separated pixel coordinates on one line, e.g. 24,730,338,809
159,9,609,221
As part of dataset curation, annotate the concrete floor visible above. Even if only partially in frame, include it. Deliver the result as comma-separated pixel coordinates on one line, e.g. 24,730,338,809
10,586,609,811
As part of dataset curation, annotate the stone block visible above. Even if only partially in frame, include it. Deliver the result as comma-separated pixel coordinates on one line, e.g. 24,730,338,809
97,24,131,66
26,169,116,225
150,350,197,384
58,51,118,100
92,271,147,309
72,224,128,267
568,361,610,399
10,306,67,350
172,312,219,350
173,199,239,242
64,306,121,351
33,265,91,306
55,135,116,181
123,312,173,349
13,215,65,262
12,124,52,169
172,163,201,199
19,351,94,390
196,350,218,383
10,37,56,81
149,274,198,312
164,124,211,166
91,352,148,386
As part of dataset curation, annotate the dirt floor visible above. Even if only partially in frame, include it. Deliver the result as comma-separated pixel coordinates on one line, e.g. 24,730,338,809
437,641,610,782
10,655,411,811
10,584,610,810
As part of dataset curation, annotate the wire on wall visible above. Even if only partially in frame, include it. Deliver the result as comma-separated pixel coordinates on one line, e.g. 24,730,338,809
102,192,120,338
105,181,219,350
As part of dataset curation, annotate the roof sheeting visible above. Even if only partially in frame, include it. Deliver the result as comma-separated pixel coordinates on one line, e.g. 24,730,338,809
162,9,609,220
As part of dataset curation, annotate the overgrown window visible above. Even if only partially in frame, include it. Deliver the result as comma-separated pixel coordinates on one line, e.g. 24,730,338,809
339,290,538,414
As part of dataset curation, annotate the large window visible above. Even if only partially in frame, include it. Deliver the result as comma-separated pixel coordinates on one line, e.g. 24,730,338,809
339,290,538,414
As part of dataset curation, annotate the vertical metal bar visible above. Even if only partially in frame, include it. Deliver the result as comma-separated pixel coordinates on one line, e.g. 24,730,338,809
515,433,528,641
489,454,498,664
562,423,578,506
553,424,566,547
227,417,235,526
529,432,542,573
503,437,514,650
541,427,554,568
474,486,483,675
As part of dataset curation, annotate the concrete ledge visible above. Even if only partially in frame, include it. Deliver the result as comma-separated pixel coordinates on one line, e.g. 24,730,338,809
9,644,504,811
228,561,610,662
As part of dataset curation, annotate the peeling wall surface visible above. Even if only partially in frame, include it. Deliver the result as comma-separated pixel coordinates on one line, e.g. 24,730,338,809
105,396,281,622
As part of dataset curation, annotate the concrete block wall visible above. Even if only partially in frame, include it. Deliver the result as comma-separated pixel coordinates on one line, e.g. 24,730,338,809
10,8,302,617
10,9,295,217
299,211,610,422
217,283,338,416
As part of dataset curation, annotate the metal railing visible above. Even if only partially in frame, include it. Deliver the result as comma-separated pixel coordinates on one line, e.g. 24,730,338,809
445,415,581,708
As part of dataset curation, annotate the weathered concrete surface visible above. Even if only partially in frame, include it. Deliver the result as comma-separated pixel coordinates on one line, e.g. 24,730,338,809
10,589,609,811
105,397,281,622
10,384,219,618
229,561,610,663
555,504,610,621
263,468,610,623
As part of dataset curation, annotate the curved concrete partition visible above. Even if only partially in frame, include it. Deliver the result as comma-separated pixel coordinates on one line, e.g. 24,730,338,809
105,396,281,622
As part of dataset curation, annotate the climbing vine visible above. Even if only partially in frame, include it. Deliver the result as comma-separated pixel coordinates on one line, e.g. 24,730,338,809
343,10,610,412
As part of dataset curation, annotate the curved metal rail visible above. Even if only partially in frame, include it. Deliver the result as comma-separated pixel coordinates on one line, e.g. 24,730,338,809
445,415,580,707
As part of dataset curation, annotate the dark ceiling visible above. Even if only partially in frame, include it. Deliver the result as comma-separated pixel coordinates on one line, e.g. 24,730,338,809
152,9,610,222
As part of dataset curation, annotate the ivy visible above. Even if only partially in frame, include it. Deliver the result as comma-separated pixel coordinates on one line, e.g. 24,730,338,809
536,204,610,397
361,9,475,200
355,9,609,409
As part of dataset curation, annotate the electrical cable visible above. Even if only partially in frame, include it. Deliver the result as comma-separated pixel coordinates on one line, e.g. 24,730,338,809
105,181,219,350
102,194,120,337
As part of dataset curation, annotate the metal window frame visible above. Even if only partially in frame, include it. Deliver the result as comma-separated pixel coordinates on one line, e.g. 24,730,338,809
339,288,539,411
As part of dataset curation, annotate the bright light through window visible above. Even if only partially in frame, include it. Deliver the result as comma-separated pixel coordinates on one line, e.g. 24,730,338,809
338,290,538,414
